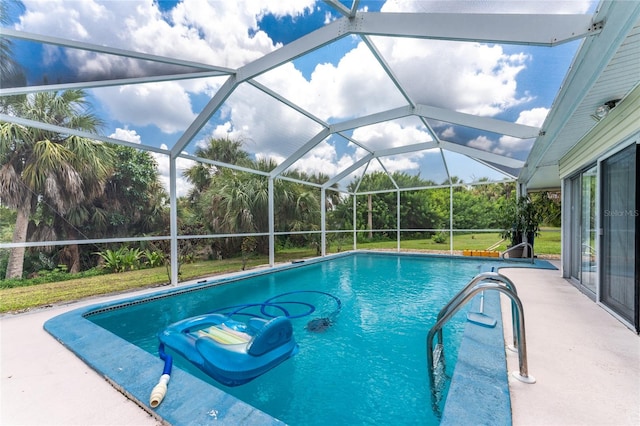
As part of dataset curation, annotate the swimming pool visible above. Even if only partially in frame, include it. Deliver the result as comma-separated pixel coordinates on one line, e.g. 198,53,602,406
45,252,553,424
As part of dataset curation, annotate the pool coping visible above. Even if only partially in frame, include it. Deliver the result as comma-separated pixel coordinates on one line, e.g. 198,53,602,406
43,251,556,425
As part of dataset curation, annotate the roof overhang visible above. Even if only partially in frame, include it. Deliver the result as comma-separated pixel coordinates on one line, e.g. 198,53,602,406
519,1,640,191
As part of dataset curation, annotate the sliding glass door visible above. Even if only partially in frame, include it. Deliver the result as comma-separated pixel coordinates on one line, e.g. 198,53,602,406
568,165,597,296
600,144,638,330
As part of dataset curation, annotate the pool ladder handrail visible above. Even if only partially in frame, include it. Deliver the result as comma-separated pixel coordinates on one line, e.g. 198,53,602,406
432,272,518,350
426,272,535,409
500,242,535,263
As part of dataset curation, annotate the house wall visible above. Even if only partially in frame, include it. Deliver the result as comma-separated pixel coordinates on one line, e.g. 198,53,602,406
558,83,640,332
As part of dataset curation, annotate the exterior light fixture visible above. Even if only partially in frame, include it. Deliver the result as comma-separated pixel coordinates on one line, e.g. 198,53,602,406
591,99,620,121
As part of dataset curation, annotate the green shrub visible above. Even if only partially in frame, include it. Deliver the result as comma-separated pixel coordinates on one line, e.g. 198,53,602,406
143,249,165,268
432,232,447,244
121,248,142,271
95,247,142,273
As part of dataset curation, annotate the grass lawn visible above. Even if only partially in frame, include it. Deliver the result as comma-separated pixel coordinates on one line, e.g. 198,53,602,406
0,251,313,314
335,229,561,254
0,230,559,314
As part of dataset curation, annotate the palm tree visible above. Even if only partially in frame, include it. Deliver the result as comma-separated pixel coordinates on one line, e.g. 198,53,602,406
200,157,322,254
184,138,335,256
0,90,112,278
183,137,252,205
183,137,257,256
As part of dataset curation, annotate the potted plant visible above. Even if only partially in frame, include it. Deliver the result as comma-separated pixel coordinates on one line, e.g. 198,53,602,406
500,195,542,258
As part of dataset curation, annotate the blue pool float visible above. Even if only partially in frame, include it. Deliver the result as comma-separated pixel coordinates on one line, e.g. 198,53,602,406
158,313,298,387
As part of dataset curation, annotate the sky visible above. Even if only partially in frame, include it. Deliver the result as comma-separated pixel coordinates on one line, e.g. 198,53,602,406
4,0,597,195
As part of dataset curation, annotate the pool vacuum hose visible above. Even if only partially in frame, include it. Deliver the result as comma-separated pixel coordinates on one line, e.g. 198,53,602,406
149,344,172,408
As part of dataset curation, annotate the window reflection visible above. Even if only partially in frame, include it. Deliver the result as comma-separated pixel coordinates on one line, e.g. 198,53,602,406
580,165,597,293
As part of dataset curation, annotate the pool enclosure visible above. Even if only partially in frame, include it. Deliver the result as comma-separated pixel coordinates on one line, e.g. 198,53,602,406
1,1,639,330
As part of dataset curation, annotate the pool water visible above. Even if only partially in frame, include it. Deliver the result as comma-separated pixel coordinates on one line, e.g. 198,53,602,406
88,253,488,425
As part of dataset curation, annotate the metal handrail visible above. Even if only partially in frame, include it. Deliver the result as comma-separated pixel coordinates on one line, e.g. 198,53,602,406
500,241,534,263
426,273,535,412
434,271,519,350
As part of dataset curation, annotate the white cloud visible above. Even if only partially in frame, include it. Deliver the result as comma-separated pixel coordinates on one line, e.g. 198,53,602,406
497,107,548,154
255,41,406,123
293,141,355,178
514,107,549,127
98,83,197,133
468,135,495,152
374,155,421,174
463,107,548,157
109,128,141,144
19,0,315,67
373,37,531,116
441,127,456,139
352,120,433,151
248,12,537,167
306,43,406,120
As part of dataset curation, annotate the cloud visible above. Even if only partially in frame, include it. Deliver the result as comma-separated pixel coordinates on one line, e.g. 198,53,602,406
514,107,549,127
305,42,406,120
351,120,433,151
464,107,548,157
254,40,407,124
109,128,141,144
292,140,355,179
372,37,532,116
247,18,535,165
97,82,197,133
371,155,421,175
496,107,548,154
441,127,456,139
468,135,495,152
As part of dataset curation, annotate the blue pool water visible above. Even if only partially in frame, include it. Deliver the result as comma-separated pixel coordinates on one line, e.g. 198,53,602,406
87,253,491,425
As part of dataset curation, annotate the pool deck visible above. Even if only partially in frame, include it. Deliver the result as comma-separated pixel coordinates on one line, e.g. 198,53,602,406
501,265,640,426
1,261,639,425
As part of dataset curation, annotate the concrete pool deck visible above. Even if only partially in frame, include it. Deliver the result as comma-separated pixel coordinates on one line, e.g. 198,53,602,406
1,262,639,425
501,265,640,426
